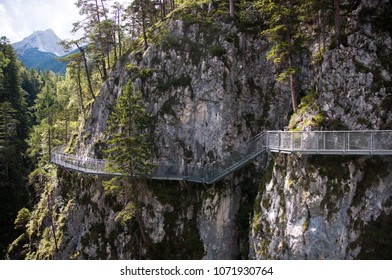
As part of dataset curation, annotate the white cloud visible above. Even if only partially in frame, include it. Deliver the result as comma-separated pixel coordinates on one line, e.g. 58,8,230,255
0,0,133,43
0,3,19,42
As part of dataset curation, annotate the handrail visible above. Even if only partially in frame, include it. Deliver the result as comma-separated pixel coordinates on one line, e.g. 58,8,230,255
51,130,392,184
266,130,392,155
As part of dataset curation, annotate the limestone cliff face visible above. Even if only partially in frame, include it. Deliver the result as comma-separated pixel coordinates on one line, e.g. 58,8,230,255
250,0,392,260
20,0,392,260
24,14,291,259
78,20,290,162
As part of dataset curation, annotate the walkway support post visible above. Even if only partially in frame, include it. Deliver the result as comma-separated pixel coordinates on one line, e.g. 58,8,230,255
371,131,374,154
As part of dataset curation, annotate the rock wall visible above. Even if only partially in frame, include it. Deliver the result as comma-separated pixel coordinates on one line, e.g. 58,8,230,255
250,0,392,260
16,0,392,260
22,13,290,259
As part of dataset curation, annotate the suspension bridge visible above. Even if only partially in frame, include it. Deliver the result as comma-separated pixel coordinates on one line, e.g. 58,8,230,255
51,130,392,184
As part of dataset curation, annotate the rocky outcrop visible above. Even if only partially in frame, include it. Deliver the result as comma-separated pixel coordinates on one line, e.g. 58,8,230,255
24,13,291,259
250,0,392,260
18,0,392,260
78,19,290,163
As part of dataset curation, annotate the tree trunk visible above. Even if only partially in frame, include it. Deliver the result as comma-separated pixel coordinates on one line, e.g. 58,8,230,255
101,57,108,80
116,8,122,58
118,27,122,58
141,1,149,50
334,0,341,44
76,44,96,100
65,117,68,144
162,0,167,18
48,118,52,161
229,0,235,20
95,0,108,79
76,63,87,121
288,56,297,113
106,47,110,71
289,73,297,113
320,8,326,50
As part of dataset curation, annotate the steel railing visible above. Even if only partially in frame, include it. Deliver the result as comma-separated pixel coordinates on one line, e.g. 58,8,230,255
50,131,267,184
266,130,392,155
51,130,392,184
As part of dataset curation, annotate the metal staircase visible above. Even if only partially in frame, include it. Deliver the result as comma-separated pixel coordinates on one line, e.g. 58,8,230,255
51,131,267,184
203,131,266,184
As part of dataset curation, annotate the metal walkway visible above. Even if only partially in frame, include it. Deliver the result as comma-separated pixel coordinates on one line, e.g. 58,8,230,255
51,130,392,184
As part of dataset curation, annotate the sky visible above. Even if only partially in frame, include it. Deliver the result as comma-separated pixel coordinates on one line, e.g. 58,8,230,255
0,0,131,43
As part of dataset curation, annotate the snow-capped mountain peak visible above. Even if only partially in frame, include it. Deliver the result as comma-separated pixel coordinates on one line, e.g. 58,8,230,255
12,29,68,57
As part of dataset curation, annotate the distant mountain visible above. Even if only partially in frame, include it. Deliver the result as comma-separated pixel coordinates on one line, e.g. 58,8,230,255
13,29,68,56
12,29,70,75
16,47,67,74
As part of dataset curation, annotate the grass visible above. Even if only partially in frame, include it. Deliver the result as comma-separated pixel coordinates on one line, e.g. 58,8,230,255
288,89,325,131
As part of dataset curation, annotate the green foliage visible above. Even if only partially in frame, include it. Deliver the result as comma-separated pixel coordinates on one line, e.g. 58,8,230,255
309,155,351,182
209,44,227,57
126,63,155,80
20,68,44,109
16,47,67,75
259,0,307,61
312,46,326,65
114,202,137,227
104,81,154,184
359,3,392,34
303,217,310,231
357,211,392,259
258,0,309,112
0,37,30,258
14,208,31,230
288,89,325,130
102,83,155,256
104,81,154,202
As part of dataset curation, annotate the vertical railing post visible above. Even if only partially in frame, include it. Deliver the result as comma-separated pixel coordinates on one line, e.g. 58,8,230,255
264,131,267,150
347,131,350,152
343,132,346,153
324,132,326,151
371,131,374,154
291,132,293,152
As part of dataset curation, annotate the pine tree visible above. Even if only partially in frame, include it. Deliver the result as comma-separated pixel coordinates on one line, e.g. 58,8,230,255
103,81,154,256
0,37,29,258
105,80,154,183
258,0,306,113
73,0,112,80
128,0,151,50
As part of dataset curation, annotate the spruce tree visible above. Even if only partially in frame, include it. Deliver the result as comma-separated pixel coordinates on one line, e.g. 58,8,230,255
0,37,29,258
258,0,306,113
104,81,154,256
105,80,154,184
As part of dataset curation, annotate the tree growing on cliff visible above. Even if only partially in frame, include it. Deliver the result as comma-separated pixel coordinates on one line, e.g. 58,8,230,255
104,80,154,257
73,0,113,80
258,0,307,113
104,80,154,185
